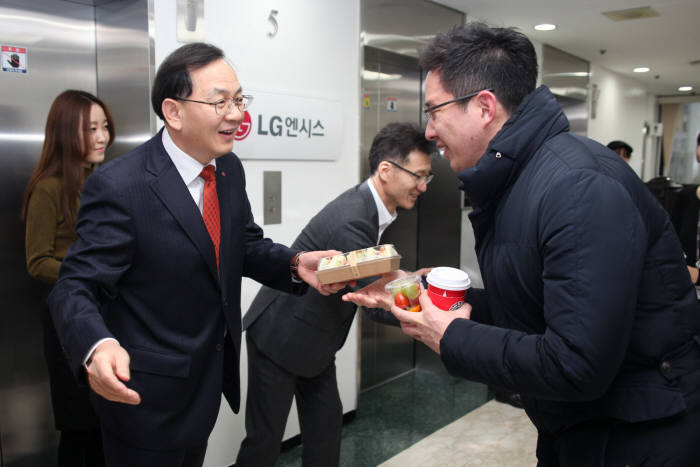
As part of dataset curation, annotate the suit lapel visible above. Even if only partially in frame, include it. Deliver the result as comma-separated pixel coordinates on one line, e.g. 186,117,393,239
358,182,380,244
146,132,220,282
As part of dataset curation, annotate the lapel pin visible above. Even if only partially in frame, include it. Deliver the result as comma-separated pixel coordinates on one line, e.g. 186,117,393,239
221,171,226,176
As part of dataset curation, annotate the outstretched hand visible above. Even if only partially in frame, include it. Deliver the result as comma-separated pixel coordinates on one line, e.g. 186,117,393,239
342,267,433,310
297,250,355,295
391,289,471,354
86,340,141,405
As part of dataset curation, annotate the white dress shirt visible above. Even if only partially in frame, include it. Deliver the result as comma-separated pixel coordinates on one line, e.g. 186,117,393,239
162,127,216,214
367,178,397,243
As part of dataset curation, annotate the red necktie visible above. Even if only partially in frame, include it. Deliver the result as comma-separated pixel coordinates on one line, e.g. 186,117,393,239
199,165,220,268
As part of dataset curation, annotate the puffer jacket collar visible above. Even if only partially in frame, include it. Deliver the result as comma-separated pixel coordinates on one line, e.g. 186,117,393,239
458,85,570,210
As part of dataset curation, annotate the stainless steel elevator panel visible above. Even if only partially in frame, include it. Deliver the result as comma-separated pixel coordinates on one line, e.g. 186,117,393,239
362,47,422,269
0,2,97,464
360,46,419,390
0,1,153,464
362,0,464,59
95,0,156,158
541,44,590,136
359,0,464,391
359,46,465,388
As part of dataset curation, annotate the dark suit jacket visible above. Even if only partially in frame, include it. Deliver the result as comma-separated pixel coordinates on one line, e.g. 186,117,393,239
243,182,396,378
49,129,299,450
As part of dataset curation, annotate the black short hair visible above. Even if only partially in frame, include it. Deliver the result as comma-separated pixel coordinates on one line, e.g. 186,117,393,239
607,140,633,155
697,132,700,147
151,43,225,121
369,122,435,174
419,22,538,114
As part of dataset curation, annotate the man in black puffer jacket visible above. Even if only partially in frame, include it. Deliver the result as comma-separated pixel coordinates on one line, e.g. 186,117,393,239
344,23,700,466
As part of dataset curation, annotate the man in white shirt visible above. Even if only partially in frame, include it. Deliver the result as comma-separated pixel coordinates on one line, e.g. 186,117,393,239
237,122,434,467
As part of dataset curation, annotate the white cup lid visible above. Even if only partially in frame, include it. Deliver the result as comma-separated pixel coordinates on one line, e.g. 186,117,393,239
426,267,471,291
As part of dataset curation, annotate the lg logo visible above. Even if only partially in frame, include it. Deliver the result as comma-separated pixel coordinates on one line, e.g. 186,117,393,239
235,111,252,141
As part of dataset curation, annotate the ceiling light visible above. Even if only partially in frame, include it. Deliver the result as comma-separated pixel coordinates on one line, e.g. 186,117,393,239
534,24,556,31
633,67,650,73
678,86,693,92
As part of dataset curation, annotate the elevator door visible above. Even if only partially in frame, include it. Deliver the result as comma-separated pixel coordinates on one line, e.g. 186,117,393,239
360,47,419,390
0,0,154,464
359,47,462,390
0,2,98,465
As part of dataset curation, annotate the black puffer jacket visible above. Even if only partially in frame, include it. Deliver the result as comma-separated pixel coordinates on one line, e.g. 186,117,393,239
441,86,700,436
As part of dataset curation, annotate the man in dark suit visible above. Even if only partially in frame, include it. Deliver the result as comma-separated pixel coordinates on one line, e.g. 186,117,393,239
235,122,435,467
48,43,343,467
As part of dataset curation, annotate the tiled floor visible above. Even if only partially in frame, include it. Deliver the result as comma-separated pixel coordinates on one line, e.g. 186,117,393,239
380,399,537,466
277,369,501,466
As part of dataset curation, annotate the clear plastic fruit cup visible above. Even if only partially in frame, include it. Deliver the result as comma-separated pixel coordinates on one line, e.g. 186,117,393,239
385,275,422,311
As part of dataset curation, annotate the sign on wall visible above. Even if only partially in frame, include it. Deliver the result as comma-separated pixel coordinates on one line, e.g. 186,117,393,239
1,45,27,74
234,89,341,160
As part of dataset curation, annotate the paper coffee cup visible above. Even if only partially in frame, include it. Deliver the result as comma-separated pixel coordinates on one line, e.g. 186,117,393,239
426,267,471,311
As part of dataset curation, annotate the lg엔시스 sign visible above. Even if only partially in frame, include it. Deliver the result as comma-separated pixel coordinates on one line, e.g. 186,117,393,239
234,89,342,161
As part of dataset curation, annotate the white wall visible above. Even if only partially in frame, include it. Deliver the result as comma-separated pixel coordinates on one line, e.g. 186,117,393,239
529,38,657,180
586,64,657,179
153,2,361,465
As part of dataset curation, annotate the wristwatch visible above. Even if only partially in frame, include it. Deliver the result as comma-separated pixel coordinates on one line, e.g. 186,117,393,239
290,251,305,282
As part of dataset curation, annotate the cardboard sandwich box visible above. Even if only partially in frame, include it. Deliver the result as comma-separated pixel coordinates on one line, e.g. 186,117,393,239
315,244,401,285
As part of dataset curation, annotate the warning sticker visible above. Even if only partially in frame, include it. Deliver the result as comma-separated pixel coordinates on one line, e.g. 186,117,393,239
2,46,27,74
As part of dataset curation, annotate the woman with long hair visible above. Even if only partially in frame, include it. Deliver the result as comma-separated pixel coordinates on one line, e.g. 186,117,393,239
21,90,115,466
